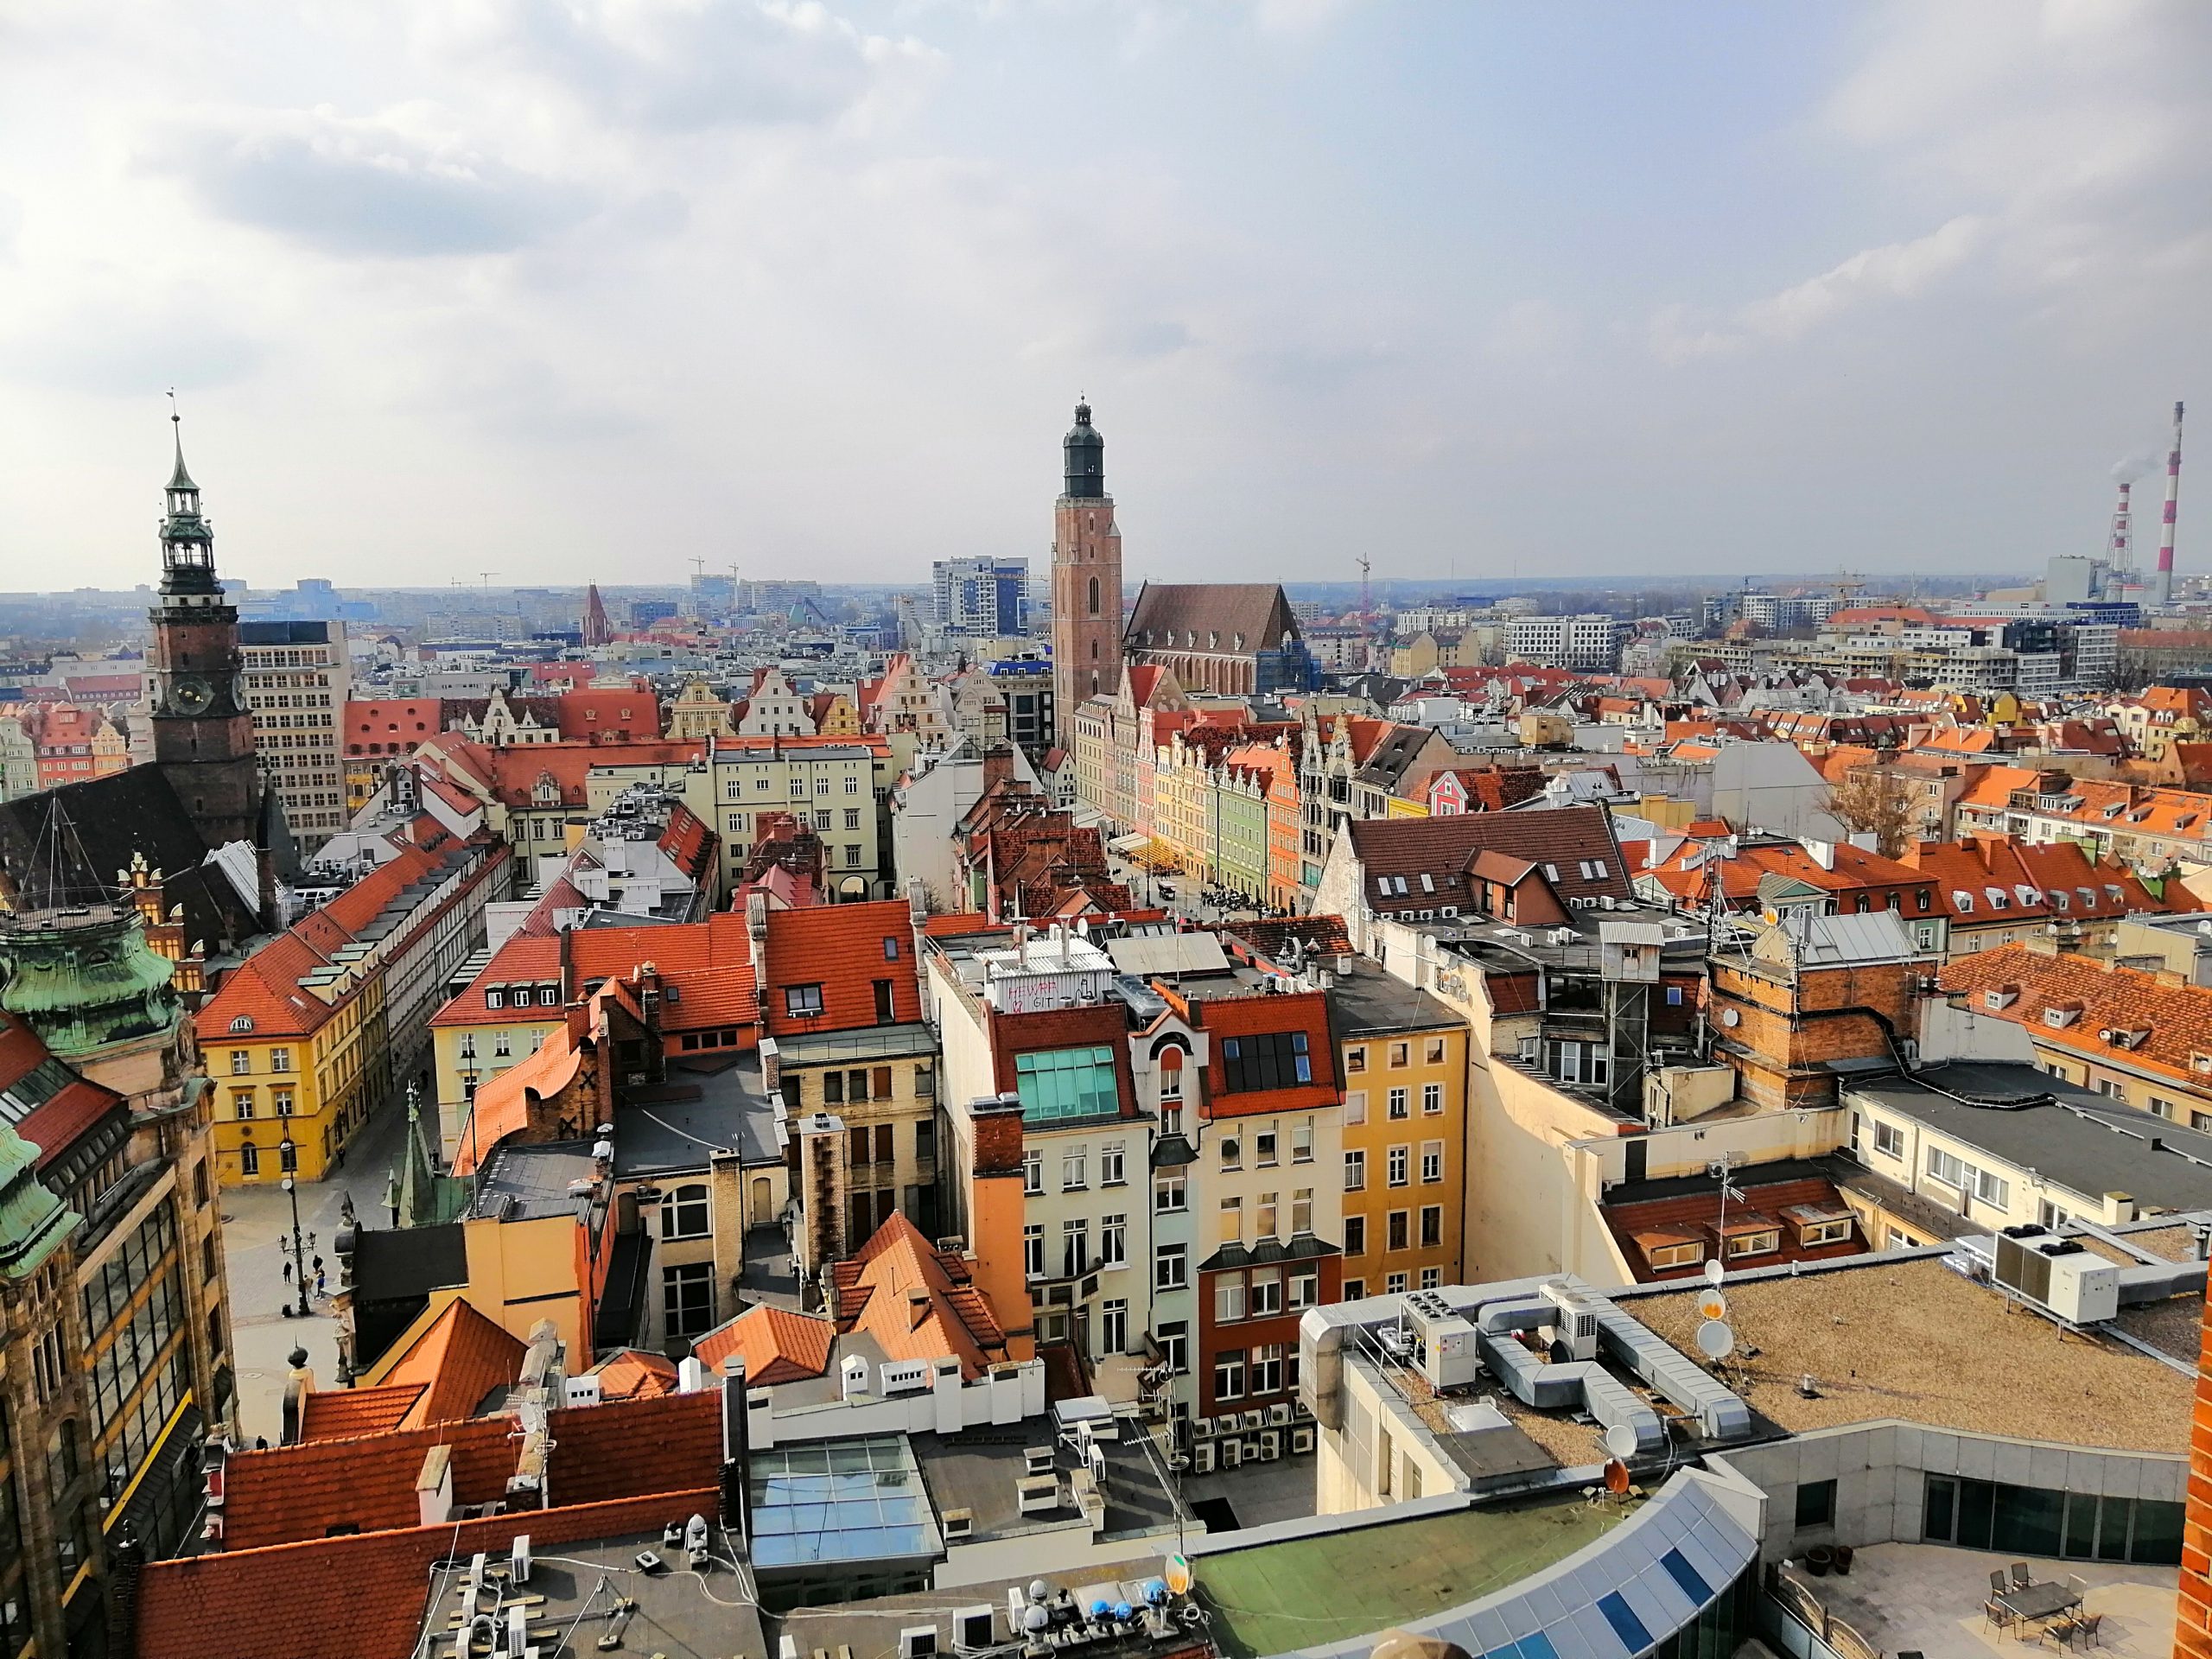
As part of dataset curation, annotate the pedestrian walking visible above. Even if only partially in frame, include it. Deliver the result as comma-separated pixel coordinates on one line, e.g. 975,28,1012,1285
281,1258,292,1282
315,1268,327,1299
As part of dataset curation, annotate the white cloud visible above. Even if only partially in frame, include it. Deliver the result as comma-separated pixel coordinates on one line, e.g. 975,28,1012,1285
1651,215,1985,365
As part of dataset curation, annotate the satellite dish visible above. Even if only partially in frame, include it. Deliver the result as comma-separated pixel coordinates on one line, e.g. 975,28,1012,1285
1695,1288,1728,1322
1694,1319,1735,1360
1603,1422,1639,1459
1703,1258,1726,1287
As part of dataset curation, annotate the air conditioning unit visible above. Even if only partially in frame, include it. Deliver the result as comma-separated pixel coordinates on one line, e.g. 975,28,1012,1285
1259,1431,1281,1461
1242,1408,1266,1432
1290,1426,1316,1454
1538,1281,1601,1361
898,1628,938,1659
1192,1441,1217,1474
1242,1437,1263,1464
941,1507,975,1541
1220,1438,1243,1468
956,1609,995,1650
1267,1402,1292,1426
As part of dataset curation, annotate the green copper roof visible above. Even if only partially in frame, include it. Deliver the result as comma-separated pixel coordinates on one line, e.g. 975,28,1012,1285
168,421,198,493
0,907,179,1062
0,1122,79,1281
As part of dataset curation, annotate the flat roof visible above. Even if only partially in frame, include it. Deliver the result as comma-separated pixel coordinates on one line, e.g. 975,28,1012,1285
1325,959,1459,1039
1196,1501,1636,1659
615,1053,780,1173
1847,1063,2212,1212
471,1139,597,1220
1626,1254,2195,1453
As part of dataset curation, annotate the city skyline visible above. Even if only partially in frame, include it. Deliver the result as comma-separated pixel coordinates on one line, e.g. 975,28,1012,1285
2,3,2209,592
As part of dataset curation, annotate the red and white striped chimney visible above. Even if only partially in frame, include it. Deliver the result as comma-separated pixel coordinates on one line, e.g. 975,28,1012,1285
2153,400,2185,607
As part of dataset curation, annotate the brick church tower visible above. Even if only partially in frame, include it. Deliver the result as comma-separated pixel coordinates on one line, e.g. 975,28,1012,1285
146,412,261,851
1051,400,1124,721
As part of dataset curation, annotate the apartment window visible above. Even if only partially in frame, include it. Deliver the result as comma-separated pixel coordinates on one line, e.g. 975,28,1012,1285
845,809,861,830
1345,1046,1367,1074
270,1047,291,1072
239,1142,259,1176
661,1182,712,1241
1216,1278,1246,1323
1024,1225,1046,1280
1291,1122,1313,1163
1388,1043,1409,1069
1100,1298,1128,1354
1420,1267,1442,1289
1154,1172,1186,1212
1388,1087,1409,1120
1159,1050,1185,1098
1344,1276,1366,1300
1157,1319,1187,1372
1023,1150,1044,1196
1249,1269,1282,1317
232,1092,256,1121
1255,1129,1278,1167
824,1071,846,1105
1219,1135,1241,1170
873,980,895,1024
1421,1141,1443,1183
230,1052,251,1076
1874,1119,1905,1159
1100,1214,1127,1268
1344,1147,1367,1192
493,1033,512,1058
1062,1220,1089,1279
1423,1038,1446,1065
1421,1083,1443,1116
1100,1142,1126,1185
1974,1167,2011,1207
1385,1272,1408,1294
1387,1211,1409,1252
1344,1090,1367,1125
1387,1146,1409,1187
1292,1188,1313,1235
1250,1343,1286,1395
663,1262,714,1339
785,984,824,1017
1062,1149,1086,1191
1220,1195,1243,1242
1213,1350,1245,1402
1155,1243,1187,1290
915,1119,934,1165
1289,1268,1319,1309
1420,1205,1443,1247
1256,1193,1278,1239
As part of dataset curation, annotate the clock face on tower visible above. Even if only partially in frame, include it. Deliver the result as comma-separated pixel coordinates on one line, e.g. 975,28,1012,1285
170,676,214,715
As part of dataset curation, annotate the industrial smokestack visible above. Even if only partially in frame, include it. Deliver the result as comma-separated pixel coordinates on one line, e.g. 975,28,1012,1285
2107,480,2134,575
2153,400,2185,608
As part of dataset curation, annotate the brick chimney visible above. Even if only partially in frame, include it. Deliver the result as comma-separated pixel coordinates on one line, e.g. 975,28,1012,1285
967,1093,1033,1356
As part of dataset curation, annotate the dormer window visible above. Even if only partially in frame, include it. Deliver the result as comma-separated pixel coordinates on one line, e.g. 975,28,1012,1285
1955,892,1976,914
486,988,504,1010
2043,1001,2081,1028
1983,985,2018,1011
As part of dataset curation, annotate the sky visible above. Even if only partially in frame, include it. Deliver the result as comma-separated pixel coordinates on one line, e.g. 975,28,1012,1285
2,1,2209,594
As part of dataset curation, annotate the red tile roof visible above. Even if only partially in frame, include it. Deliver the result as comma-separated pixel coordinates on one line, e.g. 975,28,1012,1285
295,1382,422,1444
343,698,445,755
378,1299,528,1427
830,1214,1009,1380
586,1348,680,1402
219,1389,721,1551
431,912,760,1029
1939,944,2212,1090
1602,1176,1866,1281
1904,834,2164,929
691,1304,836,1385
761,900,920,1035
137,1488,721,1659
1344,805,1632,916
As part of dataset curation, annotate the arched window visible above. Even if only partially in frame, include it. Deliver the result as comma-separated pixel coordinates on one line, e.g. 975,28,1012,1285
1088,575,1101,615
1091,641,1100,659
663,1183,711,1240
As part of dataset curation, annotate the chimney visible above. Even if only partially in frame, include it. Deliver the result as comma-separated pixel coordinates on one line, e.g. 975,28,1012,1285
719,1356,751,1538
559,925,575,1005
416,1445,455,1526
637,960,662,1028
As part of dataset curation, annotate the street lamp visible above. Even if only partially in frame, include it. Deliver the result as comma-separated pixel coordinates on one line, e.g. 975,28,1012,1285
279,1141,312,1319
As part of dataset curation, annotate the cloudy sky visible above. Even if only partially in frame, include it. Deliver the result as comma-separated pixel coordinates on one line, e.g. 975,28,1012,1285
2,1,2209,594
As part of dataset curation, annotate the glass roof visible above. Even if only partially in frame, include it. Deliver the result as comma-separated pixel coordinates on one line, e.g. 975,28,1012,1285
747,1435,941,1569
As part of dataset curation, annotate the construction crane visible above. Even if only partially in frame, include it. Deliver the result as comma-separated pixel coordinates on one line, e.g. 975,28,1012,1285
1357,552,1372,622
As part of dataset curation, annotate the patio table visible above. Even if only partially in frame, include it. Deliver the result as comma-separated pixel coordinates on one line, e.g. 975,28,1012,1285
1996,1580,2081,1624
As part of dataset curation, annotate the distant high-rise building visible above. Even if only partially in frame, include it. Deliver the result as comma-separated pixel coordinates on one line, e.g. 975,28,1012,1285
628,599,679,630
1051,401,1124,720
582,584,613,647
931,556,1029,639
238,620,351,852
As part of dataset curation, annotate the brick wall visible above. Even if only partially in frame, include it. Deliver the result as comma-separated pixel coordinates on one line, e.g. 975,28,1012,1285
2179,1288,2212,1656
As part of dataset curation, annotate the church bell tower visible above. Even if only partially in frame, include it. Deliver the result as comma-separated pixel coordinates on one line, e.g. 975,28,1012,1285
1051,400,1124,722
147,409,261,850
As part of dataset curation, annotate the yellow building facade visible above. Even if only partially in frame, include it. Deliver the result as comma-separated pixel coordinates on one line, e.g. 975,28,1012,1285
1333,966,1468,1300
202,976,386,1185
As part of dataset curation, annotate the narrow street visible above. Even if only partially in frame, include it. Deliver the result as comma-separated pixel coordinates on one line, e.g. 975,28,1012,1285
218,1076,421,1446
